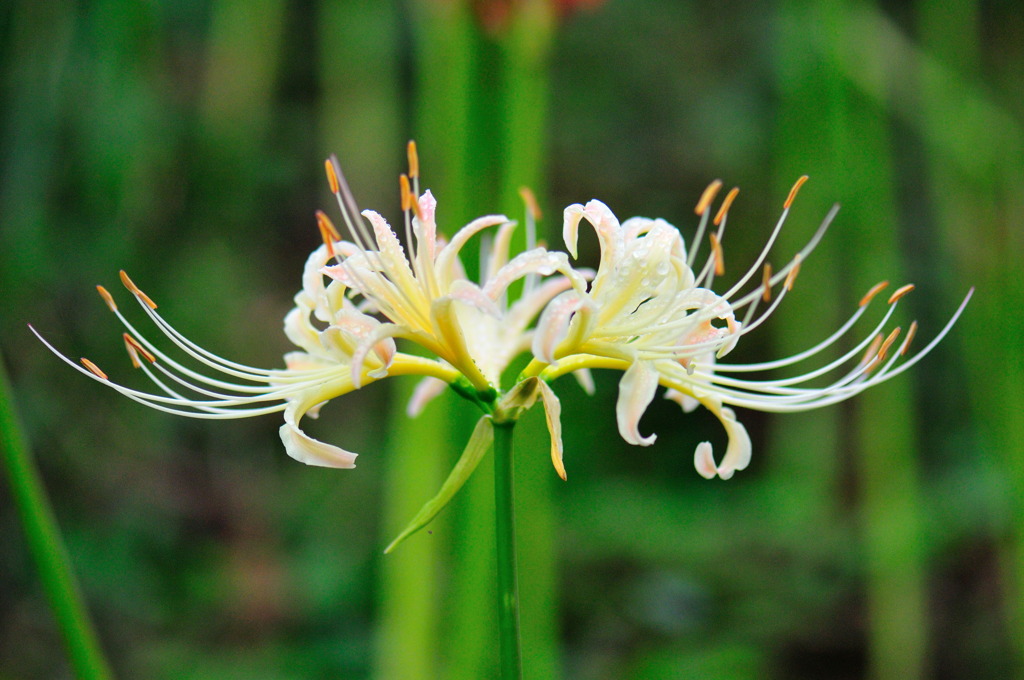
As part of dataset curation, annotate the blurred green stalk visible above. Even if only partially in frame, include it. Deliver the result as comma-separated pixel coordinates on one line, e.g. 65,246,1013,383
776,3,928,678
376,386,447,680
838,67,928,680
0,352,113,680
915,0,1024,670
494,422,524,679
408,1,560,677
496,3,560,679
408,2,495,676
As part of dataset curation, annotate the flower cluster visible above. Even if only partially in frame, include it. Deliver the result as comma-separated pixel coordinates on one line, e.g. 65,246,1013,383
35,143,970,494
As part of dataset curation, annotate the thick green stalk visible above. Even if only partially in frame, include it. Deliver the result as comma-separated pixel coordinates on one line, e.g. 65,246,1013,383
496,3,559,677
0,353,113,680
409,3,499,675
493,421,523,680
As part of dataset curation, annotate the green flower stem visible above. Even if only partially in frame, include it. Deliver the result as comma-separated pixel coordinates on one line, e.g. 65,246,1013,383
493,421,523,679
0,353,113,680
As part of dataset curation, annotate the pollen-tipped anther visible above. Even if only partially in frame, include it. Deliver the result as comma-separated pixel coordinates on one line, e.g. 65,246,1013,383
860,281,890,307
877,326,902,362
784,254,802,290
407,140,419,178
709,233,725,276
888,284,915,304
400,174,413,212
316,210,341,242
119,271,157,309
519,186,542,221
762,263,773,302
96,285,117,312
123,332,156,367
861,333,884,368
695,180,723,215
713,187,740,226
80,358,108,380
325,158,340,194
784,175,809,210
900,321,919,356
316,211,339,257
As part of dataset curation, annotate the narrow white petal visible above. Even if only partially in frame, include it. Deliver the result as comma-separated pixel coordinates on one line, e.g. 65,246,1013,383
697,398,752,479
615,361,659,446
572,368,595,396
407,377,448,417
665,388,700,413
532,290,587,363
537,380,567,480
562,203,585,258
279,400,358,468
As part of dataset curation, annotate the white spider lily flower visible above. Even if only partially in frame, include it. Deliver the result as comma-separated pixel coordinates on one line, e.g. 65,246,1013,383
318,150,587,404
34,143,584,486
32,265,458,470
527,178,972,480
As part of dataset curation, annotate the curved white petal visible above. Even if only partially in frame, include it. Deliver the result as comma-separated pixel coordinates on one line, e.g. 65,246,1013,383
615,360,659,446
434,214,509,283
562,203,585,258
572,367,595,396
414,190,438,262
483,248,585,300
696,397,752,479
694,441,718,480
532,290,588,364
407,376,448,417
448,280,502,318
537,380,566,480
344,320,400,388
664,387,700,413
280,399,358,468
284,305,330,359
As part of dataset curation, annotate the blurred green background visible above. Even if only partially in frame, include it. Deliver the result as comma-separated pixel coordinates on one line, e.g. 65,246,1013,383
1,0,1021,678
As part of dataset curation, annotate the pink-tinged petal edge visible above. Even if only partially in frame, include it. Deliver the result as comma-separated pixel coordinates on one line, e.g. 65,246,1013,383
694,441,718,480
532,290,587,364
407,376,448,417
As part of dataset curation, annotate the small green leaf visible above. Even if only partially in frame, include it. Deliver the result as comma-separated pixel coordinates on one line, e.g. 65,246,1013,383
384,416,494,554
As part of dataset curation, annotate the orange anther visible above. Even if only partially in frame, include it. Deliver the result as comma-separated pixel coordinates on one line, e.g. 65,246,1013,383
316,210,340,241
119,270,157,309
709,233,725,276
409,191,423,221
325,158,340,194
859,281,890,307
713,187,740,226
399,173,415,213
861,333,883,367
96,285,117,312
877,326,902,361
123,333,156,364
80,358,108,380
695,180,723,215
762,263,773,303
888,283,915,304
900,320,919,356
519,186,542,221
784,254,802,291
784,175,809,210
316,223,336,258
407,140,420,178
